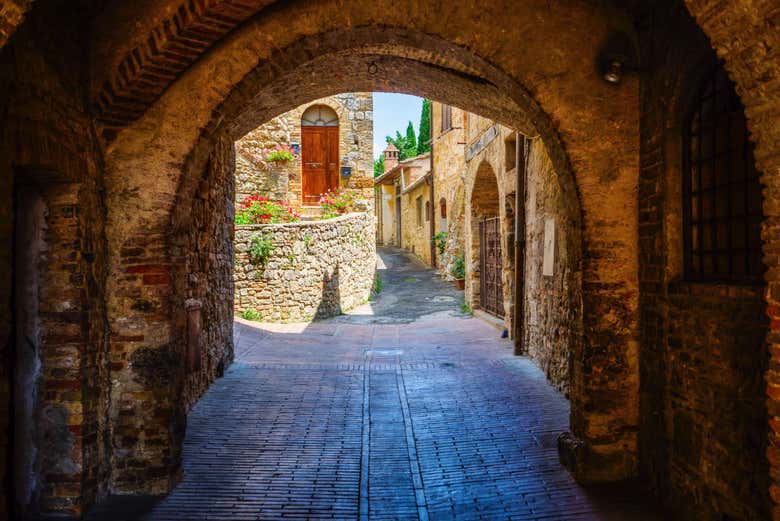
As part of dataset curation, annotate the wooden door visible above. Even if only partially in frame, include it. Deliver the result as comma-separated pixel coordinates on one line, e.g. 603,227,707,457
302,126,339,205
480,216,504,318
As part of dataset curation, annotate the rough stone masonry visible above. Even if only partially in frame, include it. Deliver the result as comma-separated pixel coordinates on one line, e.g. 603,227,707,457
234,212,376,322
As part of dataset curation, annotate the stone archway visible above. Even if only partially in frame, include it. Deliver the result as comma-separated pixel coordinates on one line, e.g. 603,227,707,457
466,160,502,316
98,7,633,496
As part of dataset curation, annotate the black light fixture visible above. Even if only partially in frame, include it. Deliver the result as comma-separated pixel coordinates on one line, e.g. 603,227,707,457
603,60,623,84
598,31,637,85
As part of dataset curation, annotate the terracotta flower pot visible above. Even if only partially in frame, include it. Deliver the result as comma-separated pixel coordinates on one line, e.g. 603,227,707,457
454,278,465,290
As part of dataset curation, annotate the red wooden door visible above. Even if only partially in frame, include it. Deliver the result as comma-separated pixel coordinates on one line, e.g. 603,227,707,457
302,126,339,205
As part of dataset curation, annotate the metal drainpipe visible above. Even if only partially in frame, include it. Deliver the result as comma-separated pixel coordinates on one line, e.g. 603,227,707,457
513,133,526,355
428,104,436,267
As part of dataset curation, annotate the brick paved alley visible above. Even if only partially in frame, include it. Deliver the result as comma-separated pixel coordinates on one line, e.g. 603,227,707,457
88,248,660,521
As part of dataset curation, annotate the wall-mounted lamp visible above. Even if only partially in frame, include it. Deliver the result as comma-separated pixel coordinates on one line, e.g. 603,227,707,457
597,31,637,85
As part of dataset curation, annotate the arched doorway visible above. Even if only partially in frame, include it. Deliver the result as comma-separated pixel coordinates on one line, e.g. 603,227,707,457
468,161,502,318
300,104,339,205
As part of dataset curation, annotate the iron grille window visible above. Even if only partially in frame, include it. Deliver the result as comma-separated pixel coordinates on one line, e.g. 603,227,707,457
441,105,452,133
683,62,763,283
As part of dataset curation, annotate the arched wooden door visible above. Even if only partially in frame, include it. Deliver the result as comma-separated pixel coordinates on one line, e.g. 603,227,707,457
301,105,339,205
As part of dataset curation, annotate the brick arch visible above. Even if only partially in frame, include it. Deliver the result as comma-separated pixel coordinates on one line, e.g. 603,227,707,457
102,1,640,492
0,0,33,49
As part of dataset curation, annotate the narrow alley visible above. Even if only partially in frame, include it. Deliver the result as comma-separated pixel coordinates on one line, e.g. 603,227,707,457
97,248,659,521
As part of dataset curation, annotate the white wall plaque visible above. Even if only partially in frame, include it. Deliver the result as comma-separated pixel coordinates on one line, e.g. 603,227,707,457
543,218,555,277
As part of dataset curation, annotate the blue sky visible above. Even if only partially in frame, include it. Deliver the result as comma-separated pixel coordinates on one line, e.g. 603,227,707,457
373,93,424,159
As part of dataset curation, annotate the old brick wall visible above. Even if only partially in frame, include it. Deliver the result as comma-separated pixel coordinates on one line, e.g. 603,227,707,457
0,1,110,516
234,212,376,322
523,137,580,396
235,94,374,211
637,2,770,519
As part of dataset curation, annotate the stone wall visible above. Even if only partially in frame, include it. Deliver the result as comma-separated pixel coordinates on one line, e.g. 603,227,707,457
431,103,466,276
235,94,374,211
176,135,235,411
637,1,770,519
523,137,581,396
234,212,376,322
464,115,516,334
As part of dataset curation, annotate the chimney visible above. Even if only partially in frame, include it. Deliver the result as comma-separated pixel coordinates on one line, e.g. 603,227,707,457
383,142,399,173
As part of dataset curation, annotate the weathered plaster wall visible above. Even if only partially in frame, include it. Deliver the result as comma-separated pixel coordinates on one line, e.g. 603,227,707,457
235,94,374,211
378,184,396,246
637,2,770,519
234,212,376,322
523,137,580,396
401,179,433,266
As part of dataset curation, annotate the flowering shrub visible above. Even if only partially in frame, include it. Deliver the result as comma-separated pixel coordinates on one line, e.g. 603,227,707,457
319,188,358,219
265,145,295,163
235,195,299,224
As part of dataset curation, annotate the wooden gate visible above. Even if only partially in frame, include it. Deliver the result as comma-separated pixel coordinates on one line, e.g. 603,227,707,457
479,216,504,318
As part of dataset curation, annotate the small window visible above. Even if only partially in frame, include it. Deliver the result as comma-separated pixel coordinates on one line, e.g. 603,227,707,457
440,198,447,219
425,201,431,222
505,135,517,172
441,105,452,133
416,196,423,227
683,62,764,283
301,104,339,126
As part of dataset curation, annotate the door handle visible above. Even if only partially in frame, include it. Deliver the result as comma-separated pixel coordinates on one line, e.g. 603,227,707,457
305,162,322,167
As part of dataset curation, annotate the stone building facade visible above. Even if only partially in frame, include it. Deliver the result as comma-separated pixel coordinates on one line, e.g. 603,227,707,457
374,149,432,263
235,93,374,212
234,213,376,322
2,1,780,519
432,103,579,395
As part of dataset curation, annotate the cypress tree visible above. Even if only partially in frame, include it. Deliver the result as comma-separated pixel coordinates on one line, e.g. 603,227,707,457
404,121,417,158
417,99,431,154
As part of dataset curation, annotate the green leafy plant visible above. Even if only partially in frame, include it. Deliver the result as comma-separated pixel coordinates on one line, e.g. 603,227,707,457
249,235,274,266
303,234,313,247
460,300,473,315
319,188,359,219
265,145,295,164
235,195,299,224
451,254,466,279
373,273,383,294
433,231,448,255
239,308,263,321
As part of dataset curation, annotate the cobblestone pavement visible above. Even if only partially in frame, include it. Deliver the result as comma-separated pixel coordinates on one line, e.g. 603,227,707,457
87,248,662,520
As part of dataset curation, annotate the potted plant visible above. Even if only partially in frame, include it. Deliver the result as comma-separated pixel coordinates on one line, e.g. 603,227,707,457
451,254,465,290
265,145,295,168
